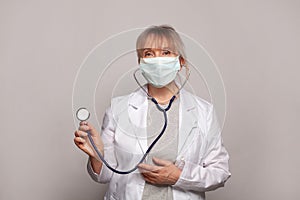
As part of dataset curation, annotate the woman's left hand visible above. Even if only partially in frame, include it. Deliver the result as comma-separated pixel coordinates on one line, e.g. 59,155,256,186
138,157,181,185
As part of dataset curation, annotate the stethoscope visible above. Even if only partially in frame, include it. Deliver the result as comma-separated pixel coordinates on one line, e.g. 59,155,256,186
76,68,190,174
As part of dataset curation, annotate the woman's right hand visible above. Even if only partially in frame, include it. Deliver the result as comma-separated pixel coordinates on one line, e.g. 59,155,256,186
74,121,104,159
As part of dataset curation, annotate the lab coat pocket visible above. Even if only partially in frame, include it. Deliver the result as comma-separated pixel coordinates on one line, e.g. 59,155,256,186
104,192,119,200
106,189,120,200
110,193,119,200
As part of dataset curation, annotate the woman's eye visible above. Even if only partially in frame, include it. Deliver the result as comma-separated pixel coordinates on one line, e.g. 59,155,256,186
162,51,171,55
144,52,154,57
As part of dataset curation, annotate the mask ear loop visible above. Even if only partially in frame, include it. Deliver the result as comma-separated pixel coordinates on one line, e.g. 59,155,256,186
174,65,190,96
133,68,152,99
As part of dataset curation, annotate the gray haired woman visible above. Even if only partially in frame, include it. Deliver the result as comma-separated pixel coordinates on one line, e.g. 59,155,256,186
74,25,231,200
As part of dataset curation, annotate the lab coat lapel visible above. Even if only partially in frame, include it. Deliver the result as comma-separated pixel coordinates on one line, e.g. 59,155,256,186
128,85,149,154
178,89,198,154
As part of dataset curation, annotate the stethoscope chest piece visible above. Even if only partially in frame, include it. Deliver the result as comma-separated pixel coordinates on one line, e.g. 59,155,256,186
76,107,90,121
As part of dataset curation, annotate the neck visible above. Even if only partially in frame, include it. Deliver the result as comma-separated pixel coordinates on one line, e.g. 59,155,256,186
147,81,179,104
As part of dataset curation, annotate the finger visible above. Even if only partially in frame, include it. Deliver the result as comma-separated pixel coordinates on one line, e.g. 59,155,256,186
81,122,99,137
79,121,96,130
79,121,88,126
139,167,156,174
74,138,95,157
141,173,156,184
141,171,158,179
74,130,88,137
138,166,148,173
74,136,86,145
142,172,159,184
138,163,160,172
74,138,85,149
152,157,172,166
141,173,150,182
78,125,90,132
142,175,155,184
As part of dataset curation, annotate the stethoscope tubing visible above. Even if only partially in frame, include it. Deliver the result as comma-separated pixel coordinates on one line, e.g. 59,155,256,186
85,68,189,174
86,95,176,174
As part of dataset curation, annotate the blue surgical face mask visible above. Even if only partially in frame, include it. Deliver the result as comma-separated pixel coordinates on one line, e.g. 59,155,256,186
139,56,181,88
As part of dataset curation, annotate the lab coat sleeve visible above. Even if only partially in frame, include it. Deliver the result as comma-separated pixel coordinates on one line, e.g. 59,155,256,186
173,105,231,192
87,106,117,183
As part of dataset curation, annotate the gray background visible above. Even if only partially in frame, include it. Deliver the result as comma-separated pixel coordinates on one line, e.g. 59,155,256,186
1,0,299,199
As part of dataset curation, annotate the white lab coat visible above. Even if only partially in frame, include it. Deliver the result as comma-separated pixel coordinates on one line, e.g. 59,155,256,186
87,84,231,200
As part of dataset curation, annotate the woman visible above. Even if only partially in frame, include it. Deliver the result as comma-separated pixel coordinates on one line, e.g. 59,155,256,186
74,25,231,200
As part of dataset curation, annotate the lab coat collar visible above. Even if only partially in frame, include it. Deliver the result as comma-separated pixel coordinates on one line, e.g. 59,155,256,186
128,82,196,111
128,84,149,109
128,82,198,154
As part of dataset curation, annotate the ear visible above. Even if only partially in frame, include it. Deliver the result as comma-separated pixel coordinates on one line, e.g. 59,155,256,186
179,56,186,70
